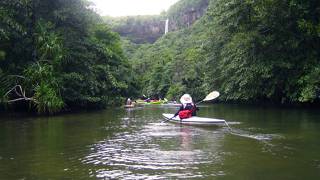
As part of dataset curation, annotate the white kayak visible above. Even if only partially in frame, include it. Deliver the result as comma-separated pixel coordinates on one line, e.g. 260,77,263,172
162,113,227,126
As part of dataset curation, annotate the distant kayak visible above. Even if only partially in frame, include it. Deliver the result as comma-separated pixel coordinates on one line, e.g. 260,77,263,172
149,101,163,104
136,100,168,105
162,113,226,126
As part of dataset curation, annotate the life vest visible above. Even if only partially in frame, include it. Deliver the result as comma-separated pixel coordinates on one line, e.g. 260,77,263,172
178,109,192,119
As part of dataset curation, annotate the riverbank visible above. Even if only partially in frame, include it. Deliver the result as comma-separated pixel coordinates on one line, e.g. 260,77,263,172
1,100,320,117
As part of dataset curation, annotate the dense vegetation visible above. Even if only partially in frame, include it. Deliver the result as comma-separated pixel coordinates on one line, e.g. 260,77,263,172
1,0,319,114
124,19,209,102
121,0,320,104
206,0,320,103
0,0,138,114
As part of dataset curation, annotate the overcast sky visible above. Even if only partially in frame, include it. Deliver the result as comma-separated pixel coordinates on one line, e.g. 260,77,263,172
90,0,179,17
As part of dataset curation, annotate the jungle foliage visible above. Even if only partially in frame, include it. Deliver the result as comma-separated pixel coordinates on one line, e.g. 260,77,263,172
0,0,138,114
206,0,320,103
122,0,320,104
123,17,210,101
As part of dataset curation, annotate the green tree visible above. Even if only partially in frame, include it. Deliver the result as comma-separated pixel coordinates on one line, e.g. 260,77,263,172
0,0,137,113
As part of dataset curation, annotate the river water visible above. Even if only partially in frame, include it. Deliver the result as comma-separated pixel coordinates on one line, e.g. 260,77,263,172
0,104,320,179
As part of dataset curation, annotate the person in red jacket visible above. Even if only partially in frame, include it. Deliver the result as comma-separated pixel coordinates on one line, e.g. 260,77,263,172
174,94,199,119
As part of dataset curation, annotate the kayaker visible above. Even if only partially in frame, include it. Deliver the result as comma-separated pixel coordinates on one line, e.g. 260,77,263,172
173,94,199,119
126,98,132,105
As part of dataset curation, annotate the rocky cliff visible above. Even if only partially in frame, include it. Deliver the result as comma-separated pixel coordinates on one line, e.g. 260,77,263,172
104,16,166,44
104,0,209,44
167,0,209,31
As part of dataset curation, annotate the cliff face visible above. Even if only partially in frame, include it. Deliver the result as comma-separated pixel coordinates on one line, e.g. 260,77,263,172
105,0,209,44
167,0,209,31
168,8,206,31
109,16,166,44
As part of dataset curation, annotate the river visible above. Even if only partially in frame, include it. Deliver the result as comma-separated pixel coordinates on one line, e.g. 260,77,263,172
0,104,320,179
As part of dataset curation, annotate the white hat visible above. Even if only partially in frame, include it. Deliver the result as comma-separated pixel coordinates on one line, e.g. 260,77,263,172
180,94,193,104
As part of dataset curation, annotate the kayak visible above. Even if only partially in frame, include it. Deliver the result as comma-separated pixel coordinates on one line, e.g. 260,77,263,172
141,100,167,105
150,100,168,104
149,101,163,104
162,113,227,126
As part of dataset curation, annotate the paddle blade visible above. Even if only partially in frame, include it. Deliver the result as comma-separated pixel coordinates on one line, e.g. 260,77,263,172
203,91,220,101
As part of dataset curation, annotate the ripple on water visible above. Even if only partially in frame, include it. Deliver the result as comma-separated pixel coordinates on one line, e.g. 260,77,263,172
82,122,224,179
226,121,241,125
230,128,284,141
233,133,279,141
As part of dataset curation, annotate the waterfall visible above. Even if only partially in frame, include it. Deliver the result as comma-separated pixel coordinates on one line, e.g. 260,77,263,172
165,19,169,34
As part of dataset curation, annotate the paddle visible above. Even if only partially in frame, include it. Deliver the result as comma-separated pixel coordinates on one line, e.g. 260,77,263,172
195,91,220,105
162,91,220,123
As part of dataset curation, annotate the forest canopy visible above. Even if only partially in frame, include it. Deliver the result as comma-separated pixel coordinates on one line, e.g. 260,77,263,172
120,0,320,104
0,0,139,114
1,0,320,115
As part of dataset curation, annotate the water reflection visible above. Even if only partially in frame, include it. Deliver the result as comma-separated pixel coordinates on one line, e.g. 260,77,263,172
2,104,320,179
78,105,320,179
82,106,287,179
82,120,226,179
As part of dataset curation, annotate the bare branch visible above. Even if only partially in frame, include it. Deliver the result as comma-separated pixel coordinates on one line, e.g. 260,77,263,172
14,87,22,97
4,85,35,104
7,97,34,103
4,85,20,97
